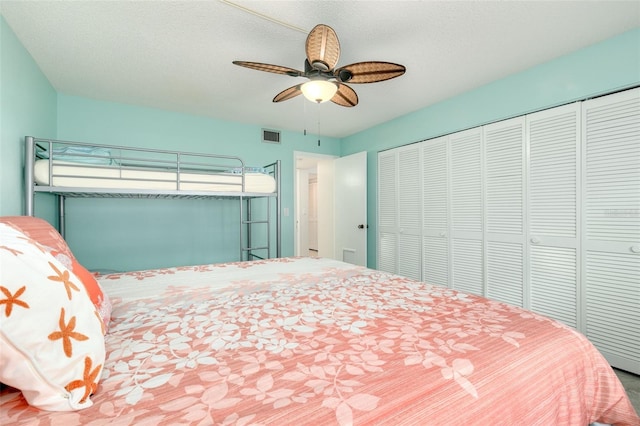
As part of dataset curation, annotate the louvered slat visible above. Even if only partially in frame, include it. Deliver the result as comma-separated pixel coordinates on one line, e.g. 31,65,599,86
486,241,523,306
530,246,577,328
485,123,524,234
585,251,640,362
378,232,397,274
422,138,448,231
398,234,422,281
378,153,397,229
584,93,639,242
529,110,578,237
452,238,483,295
423,237,448,286
450,130,483,233
399,147,421,230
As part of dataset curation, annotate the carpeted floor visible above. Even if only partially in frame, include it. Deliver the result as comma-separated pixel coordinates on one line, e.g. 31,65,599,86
615,368,640,414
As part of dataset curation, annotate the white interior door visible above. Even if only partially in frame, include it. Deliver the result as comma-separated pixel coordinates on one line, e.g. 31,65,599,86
334,151,368,266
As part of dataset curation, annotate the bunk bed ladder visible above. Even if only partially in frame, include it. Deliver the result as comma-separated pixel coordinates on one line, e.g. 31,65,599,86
242,197,270,261
239,160,281,261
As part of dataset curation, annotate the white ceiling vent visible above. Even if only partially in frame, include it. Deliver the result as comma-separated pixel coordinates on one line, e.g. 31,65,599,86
262,129,281,144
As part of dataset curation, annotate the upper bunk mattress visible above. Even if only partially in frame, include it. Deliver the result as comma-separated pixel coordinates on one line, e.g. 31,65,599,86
34,160,276,193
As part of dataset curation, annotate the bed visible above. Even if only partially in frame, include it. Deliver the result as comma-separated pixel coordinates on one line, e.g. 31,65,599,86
1,217,638,425
24,136,281,260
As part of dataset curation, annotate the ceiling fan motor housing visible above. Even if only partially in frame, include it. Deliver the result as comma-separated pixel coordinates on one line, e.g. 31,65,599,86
337,68,353,82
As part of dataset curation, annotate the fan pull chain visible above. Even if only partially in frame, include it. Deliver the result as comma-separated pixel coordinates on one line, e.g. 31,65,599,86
303,97,307,136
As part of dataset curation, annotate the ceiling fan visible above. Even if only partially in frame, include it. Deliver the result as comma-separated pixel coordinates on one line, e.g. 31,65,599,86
233,24,406,107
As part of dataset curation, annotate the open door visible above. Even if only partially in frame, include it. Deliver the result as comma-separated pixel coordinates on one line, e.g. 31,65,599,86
334,151,367,266
295,151,367,266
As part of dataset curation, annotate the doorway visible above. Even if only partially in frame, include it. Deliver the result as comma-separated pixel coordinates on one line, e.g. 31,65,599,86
294,151,368,266
294,152,337,258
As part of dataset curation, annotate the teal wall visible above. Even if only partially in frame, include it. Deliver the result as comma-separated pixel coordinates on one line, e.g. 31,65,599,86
341,28,640,269
0,16,57,219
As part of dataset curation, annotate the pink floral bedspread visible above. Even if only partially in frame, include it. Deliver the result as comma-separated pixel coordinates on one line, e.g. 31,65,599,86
1,257,638,425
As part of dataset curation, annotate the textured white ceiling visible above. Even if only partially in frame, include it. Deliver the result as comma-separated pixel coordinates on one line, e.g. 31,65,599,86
2,1,639,138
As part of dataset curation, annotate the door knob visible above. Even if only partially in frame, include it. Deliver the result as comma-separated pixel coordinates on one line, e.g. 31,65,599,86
631,244,640,253
357,224,368,229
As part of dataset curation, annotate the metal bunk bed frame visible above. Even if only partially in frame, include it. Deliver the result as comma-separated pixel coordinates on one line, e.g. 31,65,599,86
24,136,281,261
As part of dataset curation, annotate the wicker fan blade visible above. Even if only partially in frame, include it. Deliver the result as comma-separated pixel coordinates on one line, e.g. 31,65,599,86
233,61,302,77
273,84,303,103
331,83,358,107
305,24,340,72
335,61,406,84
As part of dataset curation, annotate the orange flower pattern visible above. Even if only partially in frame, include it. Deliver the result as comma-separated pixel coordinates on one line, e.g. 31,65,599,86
48,307,89,357
65,356,102,404
47,261,80,300
0,286,30,317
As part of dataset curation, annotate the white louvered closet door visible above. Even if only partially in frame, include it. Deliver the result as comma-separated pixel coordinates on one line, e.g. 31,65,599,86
526,103,581,328
377,151,397,274
582,88,640,374
449,128,484,296
397,146,422,280
483,118,526,307
422,136,449,287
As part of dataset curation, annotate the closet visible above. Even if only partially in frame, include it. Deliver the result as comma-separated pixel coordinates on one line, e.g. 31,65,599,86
377,87,639,374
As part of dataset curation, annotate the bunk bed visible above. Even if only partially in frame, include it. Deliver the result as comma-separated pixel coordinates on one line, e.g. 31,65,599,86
23,136,281,261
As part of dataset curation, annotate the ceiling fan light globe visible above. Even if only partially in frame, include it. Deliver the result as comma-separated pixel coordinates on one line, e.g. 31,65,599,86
301,80,338,103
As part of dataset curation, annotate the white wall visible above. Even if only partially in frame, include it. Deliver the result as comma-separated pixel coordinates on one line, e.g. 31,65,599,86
317,159,335,258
